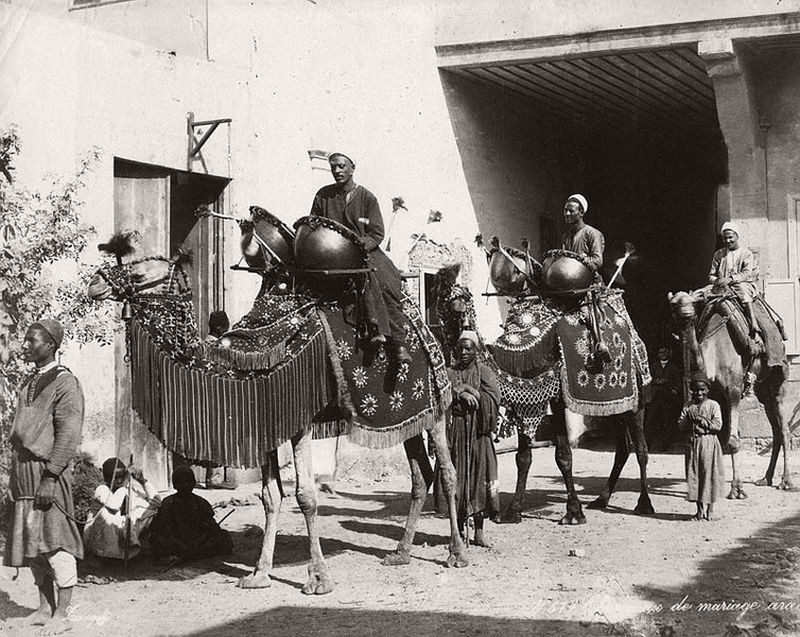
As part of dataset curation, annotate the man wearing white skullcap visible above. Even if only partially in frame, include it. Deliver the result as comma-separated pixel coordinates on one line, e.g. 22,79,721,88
310,152,412,364
709,221,761,335
561,194,604,273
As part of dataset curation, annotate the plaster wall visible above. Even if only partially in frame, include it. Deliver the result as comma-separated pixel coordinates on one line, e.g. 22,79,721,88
435,0,799,46
0,2,500,480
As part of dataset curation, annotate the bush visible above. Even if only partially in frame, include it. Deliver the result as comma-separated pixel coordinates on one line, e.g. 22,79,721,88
72,451,103,525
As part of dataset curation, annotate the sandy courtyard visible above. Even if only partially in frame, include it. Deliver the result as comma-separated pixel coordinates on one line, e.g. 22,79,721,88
1,446,800,637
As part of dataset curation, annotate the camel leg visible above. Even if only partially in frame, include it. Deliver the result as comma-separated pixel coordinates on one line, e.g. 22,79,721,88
553,399,585,525
501,429,532,523
237,450,282,589
630,408,655,514
587,418,629,510
292,429,333,595
383,433,433,566
726,390,748,499
759,381,798,491
428,419,469,567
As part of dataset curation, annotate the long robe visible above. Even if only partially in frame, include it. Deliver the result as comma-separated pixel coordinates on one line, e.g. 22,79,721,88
4,366,85,567
678,398,725,504
433,360,501,521
310,183,406,343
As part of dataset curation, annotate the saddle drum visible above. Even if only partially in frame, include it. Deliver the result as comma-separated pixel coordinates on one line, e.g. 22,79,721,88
293,216,368,272
242,206,295,269
541,250,594,298
489,246,533,296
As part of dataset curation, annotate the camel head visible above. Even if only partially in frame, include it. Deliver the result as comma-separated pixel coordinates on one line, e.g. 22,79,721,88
87,232,192,303
668,290,697,324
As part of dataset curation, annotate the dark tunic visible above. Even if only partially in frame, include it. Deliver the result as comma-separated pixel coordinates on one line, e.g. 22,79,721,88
433,360,501,521
149,492,232,559
561,224,604,273
4,366,85,566
310,183,406,343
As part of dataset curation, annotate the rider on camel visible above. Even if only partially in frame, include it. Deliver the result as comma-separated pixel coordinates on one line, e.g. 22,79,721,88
560,194,610,364
310,152,412,364
708,221,760,336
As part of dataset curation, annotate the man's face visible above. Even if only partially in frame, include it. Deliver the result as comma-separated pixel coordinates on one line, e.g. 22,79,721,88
563,200,584,226
722,230,739,251
657,347,670,362
329,156,355,186
456,338,477,367
21,327,55,365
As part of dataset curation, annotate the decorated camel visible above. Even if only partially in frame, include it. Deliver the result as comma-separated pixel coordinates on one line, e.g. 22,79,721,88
87,213,468,596
432,239,654,525
669,288,796,497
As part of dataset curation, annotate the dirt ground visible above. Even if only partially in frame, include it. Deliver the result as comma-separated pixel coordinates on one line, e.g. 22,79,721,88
2,445,800,637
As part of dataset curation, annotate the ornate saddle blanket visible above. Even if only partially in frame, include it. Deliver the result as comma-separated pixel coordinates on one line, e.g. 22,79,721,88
491,299,560,376
318,291,451,448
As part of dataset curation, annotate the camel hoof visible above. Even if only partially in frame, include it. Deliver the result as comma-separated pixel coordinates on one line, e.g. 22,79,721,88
778,478,800,492
237,572,272,589
755,476,772,487
445,551,469,568
558,513,587,525
383,551,412,566
500,509,523,524
302,574,334,595
587,497,609,510
634,495,655,515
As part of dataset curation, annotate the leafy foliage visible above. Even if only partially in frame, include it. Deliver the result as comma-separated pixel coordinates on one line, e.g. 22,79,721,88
71,451,104,525
0,126,117,509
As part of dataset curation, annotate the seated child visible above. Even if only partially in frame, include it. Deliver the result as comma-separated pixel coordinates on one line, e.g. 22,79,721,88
149,465,233,561
677,373,725,521
83,457,161,559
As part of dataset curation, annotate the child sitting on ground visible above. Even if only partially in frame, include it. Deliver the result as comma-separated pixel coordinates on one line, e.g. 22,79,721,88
677,372,725,521
83,457,161,560
149,465,233,562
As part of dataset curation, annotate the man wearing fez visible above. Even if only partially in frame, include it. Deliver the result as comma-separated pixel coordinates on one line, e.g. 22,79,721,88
4,319,85,634
310,152,412,364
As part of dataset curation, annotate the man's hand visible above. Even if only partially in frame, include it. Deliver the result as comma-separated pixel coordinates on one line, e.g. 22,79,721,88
35,476,57,509
460,392,479,411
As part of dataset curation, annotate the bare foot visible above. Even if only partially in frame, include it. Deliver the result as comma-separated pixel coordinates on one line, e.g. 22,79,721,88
37,616,72,636
8,608,51,627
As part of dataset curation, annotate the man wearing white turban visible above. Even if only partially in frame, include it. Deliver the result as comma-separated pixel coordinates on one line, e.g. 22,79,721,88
561,194,604,273
709,221,760,335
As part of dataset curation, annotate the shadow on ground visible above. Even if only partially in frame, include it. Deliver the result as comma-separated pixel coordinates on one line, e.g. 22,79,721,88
632,508,800,635
183,606,621,637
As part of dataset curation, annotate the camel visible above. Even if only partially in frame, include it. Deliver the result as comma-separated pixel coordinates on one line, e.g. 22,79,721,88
87,233,468,596
432,263,654,525
669,289,796,497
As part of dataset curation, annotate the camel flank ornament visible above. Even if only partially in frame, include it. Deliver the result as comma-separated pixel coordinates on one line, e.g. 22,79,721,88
435,234,654,526
669,289,797,498
88,223,469,595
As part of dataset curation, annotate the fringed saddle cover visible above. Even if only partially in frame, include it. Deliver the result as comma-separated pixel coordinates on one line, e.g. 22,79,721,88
557,299,640,417
129,316,332,468
491,299,560,376
317,291,452,449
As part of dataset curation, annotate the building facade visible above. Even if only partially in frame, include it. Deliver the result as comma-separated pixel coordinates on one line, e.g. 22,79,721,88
2,0,798,483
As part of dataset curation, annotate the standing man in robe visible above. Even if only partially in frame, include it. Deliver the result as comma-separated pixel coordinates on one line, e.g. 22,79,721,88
3,319,84,635
310,152,412,364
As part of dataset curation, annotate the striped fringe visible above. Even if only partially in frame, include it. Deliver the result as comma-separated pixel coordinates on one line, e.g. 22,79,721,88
203,340,286,371
490,345,554,377
347,407,441,449
129,319,333,467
